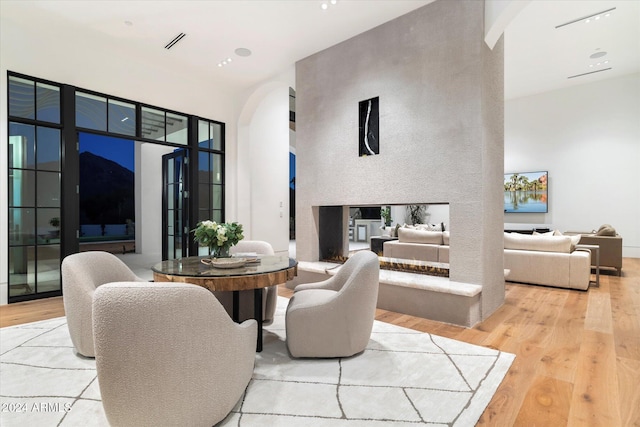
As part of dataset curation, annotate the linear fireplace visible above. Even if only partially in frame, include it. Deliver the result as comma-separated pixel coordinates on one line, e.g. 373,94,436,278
318,206,345,260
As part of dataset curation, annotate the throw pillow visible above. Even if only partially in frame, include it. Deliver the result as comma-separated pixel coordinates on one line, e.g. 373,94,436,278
596,225,616,236
569,234,581,252
415,223,443,232
533,230,554,236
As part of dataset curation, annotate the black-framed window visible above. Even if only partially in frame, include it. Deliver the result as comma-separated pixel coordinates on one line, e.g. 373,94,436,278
9,75,61,123
8,74,63,300
7,71,225,303
76,91,137,137
141,106,188,144
197,120,225,224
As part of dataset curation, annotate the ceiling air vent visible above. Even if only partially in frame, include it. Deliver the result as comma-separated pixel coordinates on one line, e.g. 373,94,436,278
568,68,612,79
555,7,616,29
165,33,186,50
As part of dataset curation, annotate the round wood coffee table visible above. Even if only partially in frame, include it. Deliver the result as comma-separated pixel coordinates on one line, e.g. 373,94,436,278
152,255,297,351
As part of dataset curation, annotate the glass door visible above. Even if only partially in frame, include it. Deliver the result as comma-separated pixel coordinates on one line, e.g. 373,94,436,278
162,149,189,260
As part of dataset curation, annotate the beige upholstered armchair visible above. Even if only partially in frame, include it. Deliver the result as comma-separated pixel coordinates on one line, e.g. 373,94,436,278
285,250,380,358
93,282,257,427
61,251,145,357
223,240,279,325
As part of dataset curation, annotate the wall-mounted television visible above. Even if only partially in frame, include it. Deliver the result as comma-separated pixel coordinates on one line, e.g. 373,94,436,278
504,171,548,213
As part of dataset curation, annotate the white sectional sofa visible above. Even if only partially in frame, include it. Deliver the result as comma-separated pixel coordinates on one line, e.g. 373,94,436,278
382,225,592,291
503,232,591,290
383,227,450,263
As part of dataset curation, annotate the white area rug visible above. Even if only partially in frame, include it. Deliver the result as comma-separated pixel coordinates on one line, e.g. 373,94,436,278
0,297,514,426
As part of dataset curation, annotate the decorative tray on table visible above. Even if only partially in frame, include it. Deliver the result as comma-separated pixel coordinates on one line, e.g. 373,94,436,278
201,253,261,269
201,258,247,269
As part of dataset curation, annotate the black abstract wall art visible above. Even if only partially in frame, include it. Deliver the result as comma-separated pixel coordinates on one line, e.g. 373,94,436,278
359,97,379,156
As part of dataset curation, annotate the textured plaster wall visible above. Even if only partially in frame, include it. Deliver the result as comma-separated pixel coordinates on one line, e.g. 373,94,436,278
296,0,505,319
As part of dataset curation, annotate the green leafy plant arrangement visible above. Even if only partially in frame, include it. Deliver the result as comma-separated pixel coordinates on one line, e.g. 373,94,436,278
192,220,244,257
380,206,392,227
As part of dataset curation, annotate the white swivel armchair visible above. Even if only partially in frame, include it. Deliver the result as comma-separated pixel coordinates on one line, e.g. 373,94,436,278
285,250,380,358
61,251,145,357
93,282,257,427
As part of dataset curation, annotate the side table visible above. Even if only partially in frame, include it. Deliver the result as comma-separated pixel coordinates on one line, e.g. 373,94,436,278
576,244,600,287
370,236,397,256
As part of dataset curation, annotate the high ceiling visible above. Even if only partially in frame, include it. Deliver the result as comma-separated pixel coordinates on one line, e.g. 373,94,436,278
505,0,640,99
1,0,639,99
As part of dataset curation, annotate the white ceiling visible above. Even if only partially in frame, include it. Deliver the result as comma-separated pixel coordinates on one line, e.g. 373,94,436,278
505,0,640,99
1,0,639,99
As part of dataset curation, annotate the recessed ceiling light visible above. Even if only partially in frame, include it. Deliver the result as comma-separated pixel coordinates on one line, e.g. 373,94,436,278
235,48,252,57
218,56,237,68
555,7,615,29
588,59,611,68
321,1,337,10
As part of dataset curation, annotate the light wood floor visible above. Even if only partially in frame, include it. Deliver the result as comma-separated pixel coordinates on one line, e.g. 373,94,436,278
2,258,639,426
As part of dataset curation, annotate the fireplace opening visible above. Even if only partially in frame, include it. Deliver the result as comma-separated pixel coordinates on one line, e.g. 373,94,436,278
318,206,344,260
317,204,450,277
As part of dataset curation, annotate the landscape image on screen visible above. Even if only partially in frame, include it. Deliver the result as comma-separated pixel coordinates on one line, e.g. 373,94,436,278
504,171,548,213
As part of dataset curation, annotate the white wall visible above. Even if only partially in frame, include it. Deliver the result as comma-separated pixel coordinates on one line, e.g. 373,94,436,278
137,143,175,257
505,73,640,257
247,87,291,253
235,67,295,255
0,13,241,301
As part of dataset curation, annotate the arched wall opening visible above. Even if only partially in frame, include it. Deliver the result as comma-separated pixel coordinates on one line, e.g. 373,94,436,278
236,82,291,254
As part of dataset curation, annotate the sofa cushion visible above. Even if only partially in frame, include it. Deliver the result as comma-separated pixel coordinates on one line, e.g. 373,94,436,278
504,249,590,290
569,234,580,251
438,245,449,263
442,231,450,245
383,240,440,262
398,228,443,245
504,232,573,253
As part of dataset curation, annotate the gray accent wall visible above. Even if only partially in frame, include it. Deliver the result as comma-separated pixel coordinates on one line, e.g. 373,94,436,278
296,0,505,322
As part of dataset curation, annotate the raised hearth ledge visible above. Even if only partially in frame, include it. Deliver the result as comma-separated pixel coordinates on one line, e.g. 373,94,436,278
294,261,481,297
291,261,483,327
